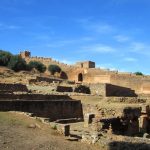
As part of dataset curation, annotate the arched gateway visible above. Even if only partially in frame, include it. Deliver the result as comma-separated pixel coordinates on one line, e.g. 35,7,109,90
78,73,83,82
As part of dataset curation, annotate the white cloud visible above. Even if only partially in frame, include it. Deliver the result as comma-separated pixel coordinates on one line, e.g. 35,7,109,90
89,24,114,34
61,59,74,65
97,63,118,71
129,42,150,55
7,0,35,5
76,18,115,34
0,23,20,30
131,42,148,51
52,58,74,65
114,35,130,42
82,44,116,53
123,57,137,62
46,39,78,48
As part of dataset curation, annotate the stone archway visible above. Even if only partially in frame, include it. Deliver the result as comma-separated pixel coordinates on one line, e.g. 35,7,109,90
78,73,83,82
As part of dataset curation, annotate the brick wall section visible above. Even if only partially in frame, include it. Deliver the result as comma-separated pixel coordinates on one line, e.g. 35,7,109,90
0,83,28,92
0,100,83,121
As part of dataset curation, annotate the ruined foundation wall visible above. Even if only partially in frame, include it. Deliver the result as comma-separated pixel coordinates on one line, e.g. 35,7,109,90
56,86,73,92
0,100,83,121
106,84,137,97
88,83,106,96
0,83,28,92
0,94,72,101
89,83,136,97
20,52,150,95
29,76,63,84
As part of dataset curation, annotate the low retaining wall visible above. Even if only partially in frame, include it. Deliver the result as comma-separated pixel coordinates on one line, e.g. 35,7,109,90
89,83,137,97
0,100,83,121
56,86,73,92
106,84,137,97
0,94,72,101
0,83,28,92
105,97,147,103
29,76,63,84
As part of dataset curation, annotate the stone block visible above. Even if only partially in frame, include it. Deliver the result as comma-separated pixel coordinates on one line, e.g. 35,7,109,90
57,124,70,136
142,105,150,115
84,113,95,127
139,115,148,133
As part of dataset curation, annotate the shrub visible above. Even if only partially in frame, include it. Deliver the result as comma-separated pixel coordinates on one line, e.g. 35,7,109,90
134,72,143,76
7,55,27,72
0,50,13,66
28,61,46,73
48,64,61,75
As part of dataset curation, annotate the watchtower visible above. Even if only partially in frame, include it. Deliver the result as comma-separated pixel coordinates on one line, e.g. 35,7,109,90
20,51,31,58
75,61,95,68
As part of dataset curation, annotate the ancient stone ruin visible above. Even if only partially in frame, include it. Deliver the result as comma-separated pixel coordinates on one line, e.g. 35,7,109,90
0,51,150,149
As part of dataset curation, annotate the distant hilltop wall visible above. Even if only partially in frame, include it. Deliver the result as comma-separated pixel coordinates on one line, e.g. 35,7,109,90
19,51,150,95
20,51,73,71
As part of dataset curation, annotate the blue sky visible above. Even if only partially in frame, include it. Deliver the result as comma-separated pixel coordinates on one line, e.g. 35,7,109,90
0,0,150,74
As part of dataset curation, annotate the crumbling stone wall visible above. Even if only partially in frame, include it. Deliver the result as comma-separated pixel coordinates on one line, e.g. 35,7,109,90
0,100,83,121
56,86,73,92
88,83,106,96
75,61,95,68
29,76,63,84
0,83,28,93
89,83,137,97
106,84,137,97
105,97,147,103
110,74,150,94
19,51,150,95
0,94,72,101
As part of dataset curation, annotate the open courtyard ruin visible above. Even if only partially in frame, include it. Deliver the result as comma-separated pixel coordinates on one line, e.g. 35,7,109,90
0,50,150,150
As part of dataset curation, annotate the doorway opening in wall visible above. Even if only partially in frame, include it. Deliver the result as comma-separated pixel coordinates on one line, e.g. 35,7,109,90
78,73,83,82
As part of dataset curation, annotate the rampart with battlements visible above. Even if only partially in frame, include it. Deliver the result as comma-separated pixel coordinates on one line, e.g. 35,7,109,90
20,51,150,95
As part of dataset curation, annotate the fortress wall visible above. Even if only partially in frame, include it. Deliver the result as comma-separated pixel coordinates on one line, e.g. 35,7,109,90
0,100,83,121
20,52,150,94
25,57,72,71
141,81,150,94
110,74,144,94
83,74,111,84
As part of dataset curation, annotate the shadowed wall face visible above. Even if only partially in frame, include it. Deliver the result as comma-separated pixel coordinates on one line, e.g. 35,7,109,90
0,100,83,121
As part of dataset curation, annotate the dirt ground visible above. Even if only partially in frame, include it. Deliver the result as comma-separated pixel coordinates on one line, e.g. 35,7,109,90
0,112,99,150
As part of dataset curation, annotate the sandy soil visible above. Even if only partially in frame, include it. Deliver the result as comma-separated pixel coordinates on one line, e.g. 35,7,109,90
0,112,100,150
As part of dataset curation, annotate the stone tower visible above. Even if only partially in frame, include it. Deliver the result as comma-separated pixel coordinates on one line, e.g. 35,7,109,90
20,51,31,58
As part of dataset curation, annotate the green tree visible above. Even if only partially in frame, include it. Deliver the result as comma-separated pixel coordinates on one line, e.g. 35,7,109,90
28,61,46,73
7,55,27,72
134,72,143,76
0,50,13,66
48,64,61,75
